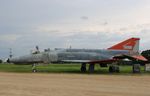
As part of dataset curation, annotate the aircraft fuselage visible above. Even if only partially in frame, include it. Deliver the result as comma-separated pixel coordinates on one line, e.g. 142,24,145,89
9,49,130,64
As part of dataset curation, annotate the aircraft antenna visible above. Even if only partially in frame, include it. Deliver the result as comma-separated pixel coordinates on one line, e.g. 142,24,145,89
9,48,13,58
69,45,72,49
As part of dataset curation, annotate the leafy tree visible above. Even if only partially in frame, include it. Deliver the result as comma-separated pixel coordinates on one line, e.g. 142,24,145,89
0,59,2,63
141,50,150,61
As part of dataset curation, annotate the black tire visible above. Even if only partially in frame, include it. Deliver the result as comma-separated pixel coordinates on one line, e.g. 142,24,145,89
89,64,95,73
109,66,113,73
81,66,86,72
81,63,86,72
133,64,140,73
115,66,120,73
32,69,37,73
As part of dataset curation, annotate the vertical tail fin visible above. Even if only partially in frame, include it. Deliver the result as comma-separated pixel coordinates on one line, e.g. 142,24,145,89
107,38,140,52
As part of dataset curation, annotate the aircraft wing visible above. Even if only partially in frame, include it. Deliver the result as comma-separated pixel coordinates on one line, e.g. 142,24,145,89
62,54,147,64
61,59,117,64
61,60,91,63
88,59,117,63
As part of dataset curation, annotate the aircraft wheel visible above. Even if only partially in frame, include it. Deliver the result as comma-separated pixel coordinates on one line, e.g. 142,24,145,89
81,63,86,72
115,66,120,73
89,64,95,73
133,64,140,73
109,65,120,73
109,66,113,73
32,69,37,73
81,66,86,72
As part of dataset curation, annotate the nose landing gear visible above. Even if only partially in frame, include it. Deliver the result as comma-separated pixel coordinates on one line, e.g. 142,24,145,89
32,64,37,72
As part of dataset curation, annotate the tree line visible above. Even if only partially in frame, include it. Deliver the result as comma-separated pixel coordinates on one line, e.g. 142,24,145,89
141,50,150,61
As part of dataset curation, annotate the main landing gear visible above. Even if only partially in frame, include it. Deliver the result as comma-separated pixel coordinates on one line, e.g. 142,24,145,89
109,65,120,73
88,64,95,73
81,63,86,72
80,63,95,73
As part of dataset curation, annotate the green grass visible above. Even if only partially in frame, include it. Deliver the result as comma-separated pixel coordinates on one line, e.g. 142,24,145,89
0,63,32,73
0,63,149,75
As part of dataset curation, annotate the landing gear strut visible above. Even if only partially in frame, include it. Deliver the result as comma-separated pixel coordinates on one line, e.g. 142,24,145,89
89,64,95,73
81,63,86,72
32,63,37,72
133,64,141,73
109,65,120,73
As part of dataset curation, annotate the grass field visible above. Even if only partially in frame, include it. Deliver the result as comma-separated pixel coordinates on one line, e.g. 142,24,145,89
0,63,149,74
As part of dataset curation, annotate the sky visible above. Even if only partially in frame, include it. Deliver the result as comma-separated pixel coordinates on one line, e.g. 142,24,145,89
0,0,150,59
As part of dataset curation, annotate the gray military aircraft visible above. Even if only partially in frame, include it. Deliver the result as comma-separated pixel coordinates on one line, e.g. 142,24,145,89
7,37,147,72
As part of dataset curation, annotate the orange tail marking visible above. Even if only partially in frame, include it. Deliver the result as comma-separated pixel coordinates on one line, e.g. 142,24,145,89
108,38,140,51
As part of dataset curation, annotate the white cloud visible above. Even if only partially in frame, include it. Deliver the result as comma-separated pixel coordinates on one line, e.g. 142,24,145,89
0,34,21,43
1,0,150,58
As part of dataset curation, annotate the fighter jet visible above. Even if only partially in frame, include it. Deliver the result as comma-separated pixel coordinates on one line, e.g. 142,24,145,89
7,37,147,72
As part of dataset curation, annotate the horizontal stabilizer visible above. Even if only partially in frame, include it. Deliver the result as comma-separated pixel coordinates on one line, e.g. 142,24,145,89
132,55,147,61
113,55,147,62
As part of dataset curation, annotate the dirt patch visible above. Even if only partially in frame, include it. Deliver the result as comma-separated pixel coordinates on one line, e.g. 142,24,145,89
0,72,149,96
